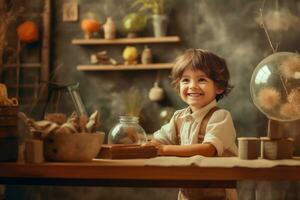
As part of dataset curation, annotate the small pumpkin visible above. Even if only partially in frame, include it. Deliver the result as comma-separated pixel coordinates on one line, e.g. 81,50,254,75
81,19,101,33
17,21,39,43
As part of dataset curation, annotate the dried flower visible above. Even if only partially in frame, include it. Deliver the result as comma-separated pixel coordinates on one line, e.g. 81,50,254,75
287,87,300,112
122,87,145,117
0,1,23,68
280,103,300,118
279,55,300,78
263,9,300,32
257,87,281,110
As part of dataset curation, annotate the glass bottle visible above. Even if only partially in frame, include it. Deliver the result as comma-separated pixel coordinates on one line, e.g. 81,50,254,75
108,116,147,145
141,45,152,64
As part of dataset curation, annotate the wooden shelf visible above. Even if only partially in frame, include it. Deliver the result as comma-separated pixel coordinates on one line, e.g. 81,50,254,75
6,84,38,89
3,63,42,69
72,36,180,45
77,63,173,71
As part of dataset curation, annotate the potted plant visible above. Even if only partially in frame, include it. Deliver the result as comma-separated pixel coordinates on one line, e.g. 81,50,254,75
132,0,169,37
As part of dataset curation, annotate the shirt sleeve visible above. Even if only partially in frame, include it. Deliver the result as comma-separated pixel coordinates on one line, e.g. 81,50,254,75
153,110,183,145
202,109,237,156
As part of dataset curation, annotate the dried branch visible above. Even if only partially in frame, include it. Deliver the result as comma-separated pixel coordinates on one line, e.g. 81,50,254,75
0,0,23,74
259,0,278,53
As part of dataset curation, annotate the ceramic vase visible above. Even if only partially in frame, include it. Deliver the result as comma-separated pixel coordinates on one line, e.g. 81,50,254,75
152,14,168,37
103,17,116,39
149,82,164,101
141,46,152,64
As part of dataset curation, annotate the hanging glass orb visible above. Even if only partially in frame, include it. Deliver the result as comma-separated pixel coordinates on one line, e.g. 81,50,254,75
250,52,300,121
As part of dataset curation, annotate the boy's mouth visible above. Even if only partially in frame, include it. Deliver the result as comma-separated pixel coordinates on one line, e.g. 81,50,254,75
187,93,204,97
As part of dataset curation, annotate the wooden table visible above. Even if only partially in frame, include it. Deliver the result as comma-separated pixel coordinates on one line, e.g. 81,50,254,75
1,158,300,188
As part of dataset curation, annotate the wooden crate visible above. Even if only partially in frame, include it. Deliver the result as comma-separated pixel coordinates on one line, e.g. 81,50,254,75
0,106,18,137
0,106,18,115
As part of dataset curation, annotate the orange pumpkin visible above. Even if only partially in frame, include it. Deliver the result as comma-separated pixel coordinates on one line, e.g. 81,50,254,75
17,21,39,43
81,19,101,33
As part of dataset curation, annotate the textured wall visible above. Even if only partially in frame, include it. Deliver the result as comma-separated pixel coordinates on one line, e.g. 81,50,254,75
5,0,300,199
53,0,265,136
52,0,300,140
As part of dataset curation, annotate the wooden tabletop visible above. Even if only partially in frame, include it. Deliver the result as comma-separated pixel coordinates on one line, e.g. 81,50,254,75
0,158,300,188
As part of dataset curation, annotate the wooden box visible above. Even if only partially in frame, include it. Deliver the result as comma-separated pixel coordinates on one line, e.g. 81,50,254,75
261,137,294,159
98,144,158,159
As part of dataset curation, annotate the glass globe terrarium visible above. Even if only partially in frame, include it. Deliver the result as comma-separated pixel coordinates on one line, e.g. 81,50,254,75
250,52,300,122
108,116,147,145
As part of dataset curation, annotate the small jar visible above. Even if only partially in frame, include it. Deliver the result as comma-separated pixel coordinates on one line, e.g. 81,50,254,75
108,116,147,144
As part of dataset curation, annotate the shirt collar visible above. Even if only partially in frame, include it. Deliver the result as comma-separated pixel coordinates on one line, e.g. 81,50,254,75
179,100,218,123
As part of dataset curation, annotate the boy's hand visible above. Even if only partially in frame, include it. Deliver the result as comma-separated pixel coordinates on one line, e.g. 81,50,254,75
143,139,161,147
157,145,165,156
142,139,164,156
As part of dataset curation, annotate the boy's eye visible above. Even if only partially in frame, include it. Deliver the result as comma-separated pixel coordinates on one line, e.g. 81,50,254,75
198,78,207,83
181,78,189,83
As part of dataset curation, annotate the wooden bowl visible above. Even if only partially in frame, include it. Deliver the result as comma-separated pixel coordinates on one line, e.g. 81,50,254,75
44,132,105,162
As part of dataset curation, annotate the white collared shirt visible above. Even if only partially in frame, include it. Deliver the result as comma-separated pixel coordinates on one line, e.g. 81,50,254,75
153,100,238,156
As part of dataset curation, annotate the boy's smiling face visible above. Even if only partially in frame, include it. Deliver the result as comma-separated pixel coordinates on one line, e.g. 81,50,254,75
179,66,224,112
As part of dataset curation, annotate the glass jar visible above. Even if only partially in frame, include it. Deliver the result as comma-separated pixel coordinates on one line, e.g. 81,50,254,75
108,116,147,144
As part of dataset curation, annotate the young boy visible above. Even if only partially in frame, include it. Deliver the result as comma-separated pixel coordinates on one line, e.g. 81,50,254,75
151,49,238,200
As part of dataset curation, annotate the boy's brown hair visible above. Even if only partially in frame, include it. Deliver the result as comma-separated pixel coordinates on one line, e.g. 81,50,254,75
171,49,233,101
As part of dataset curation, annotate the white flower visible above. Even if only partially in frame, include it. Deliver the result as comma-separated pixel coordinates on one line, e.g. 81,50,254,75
257,87,281,110
279,55,300,78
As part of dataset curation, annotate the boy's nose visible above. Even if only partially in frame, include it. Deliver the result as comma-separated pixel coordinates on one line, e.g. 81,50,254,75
189,80,199,89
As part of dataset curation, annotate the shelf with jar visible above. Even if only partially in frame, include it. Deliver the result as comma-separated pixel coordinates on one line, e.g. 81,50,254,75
73,16,180,71
71,36,180,45
74,43,176,71
77,62,173,71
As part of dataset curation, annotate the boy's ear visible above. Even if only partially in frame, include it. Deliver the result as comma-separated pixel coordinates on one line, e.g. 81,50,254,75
216,88,224,94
